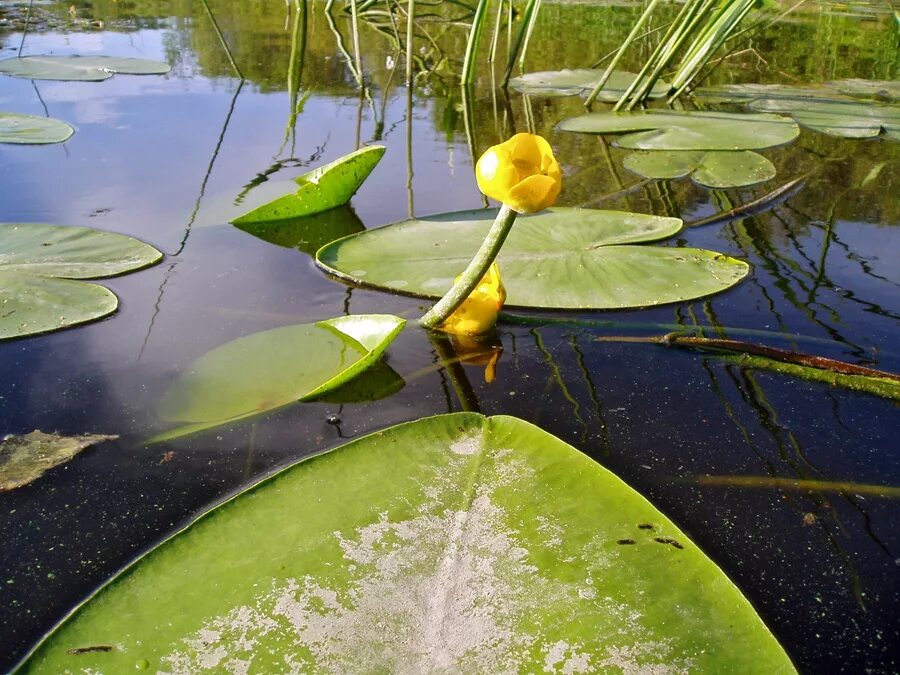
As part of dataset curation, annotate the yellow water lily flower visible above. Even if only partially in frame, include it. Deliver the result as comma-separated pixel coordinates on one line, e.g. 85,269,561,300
475,133,562,213
439,262,506,336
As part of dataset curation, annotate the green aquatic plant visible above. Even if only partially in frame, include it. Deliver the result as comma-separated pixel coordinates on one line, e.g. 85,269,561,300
0,55,171,81
508,69,671,100
0,223,162,340
419,133,562,332
16,413,795,673
150,315,406,443
316,207,750,310
0,112,73,144
583,0,759,109
695,81,900,139
623,150,776,189
558,110,799,150
230,145,386,224
0,431,118,492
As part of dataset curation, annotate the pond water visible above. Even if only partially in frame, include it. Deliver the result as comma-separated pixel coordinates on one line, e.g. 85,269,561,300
1,0,898,671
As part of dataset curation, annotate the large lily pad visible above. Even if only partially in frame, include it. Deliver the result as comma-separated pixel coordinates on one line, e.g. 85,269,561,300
0,112,74,144
0,55,170,81
623,150,776,188
151,314,406,442
557,110,799,150
694,82,900,139
748,99,900,140
231,146,386,224
508,69,670,100
316,208,750,310
16,413,794,672
0,223,162,340
696,79,900,104
0,431,117,491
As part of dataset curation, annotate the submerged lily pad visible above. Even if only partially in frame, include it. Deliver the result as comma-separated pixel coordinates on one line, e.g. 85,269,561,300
231,146,386,224
509,69,670,100
0,223,162,340
17,413,794,672
0,431,118,491
0,55,171,81
316,208,749,310
557,110,799,150
0,112,74,144
623,150,776,188
151,314,406,443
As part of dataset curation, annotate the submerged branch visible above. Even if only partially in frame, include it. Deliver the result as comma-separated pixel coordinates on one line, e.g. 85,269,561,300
686,175,808,227
693,475,900,499
596,332,900,400
654,334,900,382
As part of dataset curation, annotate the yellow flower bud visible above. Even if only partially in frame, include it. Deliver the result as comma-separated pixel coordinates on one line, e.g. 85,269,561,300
439,262,506,336
475,133,562,214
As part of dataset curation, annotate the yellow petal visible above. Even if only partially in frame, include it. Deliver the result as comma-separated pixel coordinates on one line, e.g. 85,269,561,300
440,263,506,336
475,146,518,204
475,134,562,211
504,173,561,214
507,133,544,178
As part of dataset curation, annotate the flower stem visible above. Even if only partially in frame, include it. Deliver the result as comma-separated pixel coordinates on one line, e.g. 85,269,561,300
419,204,517,330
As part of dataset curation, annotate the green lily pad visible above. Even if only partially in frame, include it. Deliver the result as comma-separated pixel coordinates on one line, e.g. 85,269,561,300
0,55,171,81
231,146,386,224
508,69,670,100
151,314,406,443
696,79,900,104
234,206,365,256
0,112,74,144
16,413,795,673
748,99,900,140
623,150,776,188
832,79,900,102
694,82,900,139
694,82,851,104
316,208,749,310
0,223,162,340
0,431,118,491
557,110,799,150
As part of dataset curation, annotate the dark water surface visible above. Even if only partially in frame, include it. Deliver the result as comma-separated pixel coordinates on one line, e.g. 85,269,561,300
1,1,898,671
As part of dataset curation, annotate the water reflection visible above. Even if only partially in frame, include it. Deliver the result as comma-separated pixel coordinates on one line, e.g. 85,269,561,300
0,0,898,671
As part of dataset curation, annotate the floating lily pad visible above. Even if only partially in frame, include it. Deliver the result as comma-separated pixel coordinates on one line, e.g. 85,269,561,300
151,314,406,443
17,413,794,673
694,82,851,104
557,110,799,150
0,55,171,81
748,99,900,140
231,146,386,224
694,82,900,139
833,79,900,102
316,208,749,310
508,69,670,100
0,112,74,144
0,431,118,491
0,223,162,340
623,150,776,188
234,206,365,256
696,79,900,104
